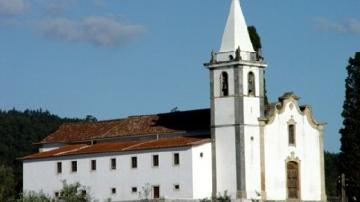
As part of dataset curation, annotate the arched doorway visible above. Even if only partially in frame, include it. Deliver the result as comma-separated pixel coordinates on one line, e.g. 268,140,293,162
287,161,299,199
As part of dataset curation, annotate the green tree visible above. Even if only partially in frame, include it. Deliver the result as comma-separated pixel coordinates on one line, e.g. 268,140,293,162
324,152,339,196
0,164,16,201
0,109,83,195
338,52,360,201
248,26,268,106
16,191,53,202
58,182,91,202
248,26,262,53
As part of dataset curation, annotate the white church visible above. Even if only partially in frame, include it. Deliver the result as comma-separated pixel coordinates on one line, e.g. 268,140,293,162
22,0,327,201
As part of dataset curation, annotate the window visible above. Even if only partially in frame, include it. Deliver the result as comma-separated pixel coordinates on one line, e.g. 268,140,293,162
289,124,296,145
200,152,204,158
81,190,87,195
220,72,229,96
131,157,137,168
173,153,180,166
131,187,137,193
153,186,160,199
111,188,116,194
174,184,180,191
71,161,77,172
110,158,116,170
54,192,59,198
152,155,159,167
91,160,96,171
248,72,255,96
57,162,62,174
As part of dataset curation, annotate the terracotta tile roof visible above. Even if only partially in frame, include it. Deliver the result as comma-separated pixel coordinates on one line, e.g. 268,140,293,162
22,136,210,160
40,109,210,144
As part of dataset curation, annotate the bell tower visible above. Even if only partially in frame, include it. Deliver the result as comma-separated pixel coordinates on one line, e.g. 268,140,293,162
204,0,267,200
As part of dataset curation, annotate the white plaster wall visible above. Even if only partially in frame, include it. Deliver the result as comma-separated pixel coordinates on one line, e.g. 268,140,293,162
243,97,260,125
213,69,234,97
192,143,212,199
23,147,197,201
214,98,235,126
244,125,261,199
263,101,322,201
215,127,237,198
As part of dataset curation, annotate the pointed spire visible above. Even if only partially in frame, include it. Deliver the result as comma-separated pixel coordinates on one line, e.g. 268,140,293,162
219,0,254,53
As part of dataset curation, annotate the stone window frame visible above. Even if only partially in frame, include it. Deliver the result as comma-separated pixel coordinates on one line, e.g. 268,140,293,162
173,153,180,166
71,161,77,173
220,71,229,97
56,162,62,174
90,159,96,171
247,71,256,96
152,154,159,168
110,158,116,170
131,156,138,169
173,184,180,191
111,187,116,195
285,152,301,201
287,119,297,147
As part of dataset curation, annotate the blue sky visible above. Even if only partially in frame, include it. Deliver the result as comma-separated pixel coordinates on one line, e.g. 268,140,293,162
0,0,359,152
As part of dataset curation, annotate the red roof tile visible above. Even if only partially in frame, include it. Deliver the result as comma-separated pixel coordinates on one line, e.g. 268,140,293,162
23,136,210,160
40,109,210,144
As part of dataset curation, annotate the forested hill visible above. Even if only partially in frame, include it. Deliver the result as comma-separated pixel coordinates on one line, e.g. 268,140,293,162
0,109,83,194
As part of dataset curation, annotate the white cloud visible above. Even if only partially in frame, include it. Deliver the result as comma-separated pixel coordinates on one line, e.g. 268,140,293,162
37,16,145,47
43,0,77,14
0,0,28,16
313,17,360,34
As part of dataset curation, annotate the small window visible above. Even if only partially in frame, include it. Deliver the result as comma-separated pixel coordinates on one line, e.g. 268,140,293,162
153,186,160,199
248,72,255,96
131,187,137,193
81,190,87,195
289,124,296,145
220,72,229,96
91,160,96,171
173,153,180,166
200,152,203,158
111,158,116,170
54,192,59,198
57,162,62,174
153,155,159,167
174,184,180,191
111,188,116,194
71,161,77,172
131,157,137,168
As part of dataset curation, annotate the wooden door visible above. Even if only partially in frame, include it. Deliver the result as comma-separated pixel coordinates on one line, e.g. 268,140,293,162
287,161,299,199
153,186,160,199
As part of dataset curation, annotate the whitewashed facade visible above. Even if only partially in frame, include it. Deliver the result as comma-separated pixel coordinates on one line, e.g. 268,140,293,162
24,143,212,201
22,0,326,201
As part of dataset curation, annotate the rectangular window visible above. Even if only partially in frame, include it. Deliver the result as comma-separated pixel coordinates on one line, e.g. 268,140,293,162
111,158,116,170
111,188,116,194
71,161,77,172
152,155,159,167
131,156,137,168
131,187,137,193
288,124,296,145
173,153,180,166
91,160,96,171
57,162,62,174
153,186,160,199
174,184,180,191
